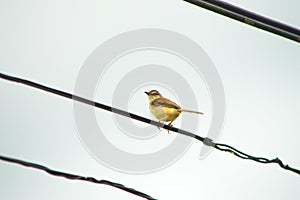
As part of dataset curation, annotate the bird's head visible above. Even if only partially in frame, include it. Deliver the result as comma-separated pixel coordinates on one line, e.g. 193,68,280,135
145,90,163,101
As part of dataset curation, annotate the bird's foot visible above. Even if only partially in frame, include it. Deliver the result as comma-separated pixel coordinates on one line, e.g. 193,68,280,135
167,122,173,134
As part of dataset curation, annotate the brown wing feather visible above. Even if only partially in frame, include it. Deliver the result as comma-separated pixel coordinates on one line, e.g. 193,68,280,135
151,98,181,109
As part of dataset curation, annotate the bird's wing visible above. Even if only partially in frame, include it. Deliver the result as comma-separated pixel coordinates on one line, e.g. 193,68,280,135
151,98,181,109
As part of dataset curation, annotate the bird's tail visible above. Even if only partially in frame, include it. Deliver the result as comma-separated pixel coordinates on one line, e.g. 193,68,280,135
179,109,204,115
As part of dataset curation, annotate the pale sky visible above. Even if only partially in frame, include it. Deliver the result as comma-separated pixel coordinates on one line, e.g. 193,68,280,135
1,0,300,199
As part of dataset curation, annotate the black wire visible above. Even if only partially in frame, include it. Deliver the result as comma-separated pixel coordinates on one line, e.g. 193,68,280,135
0,72,299,183
0,155,157,200
214,143,300,175
183,0,300,43
0,72,203,142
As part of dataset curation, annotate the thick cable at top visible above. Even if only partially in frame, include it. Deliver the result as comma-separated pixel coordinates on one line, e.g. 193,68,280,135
183,0,300,43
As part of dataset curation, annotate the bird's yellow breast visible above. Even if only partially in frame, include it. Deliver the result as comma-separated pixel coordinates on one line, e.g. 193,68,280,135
149,106,181,122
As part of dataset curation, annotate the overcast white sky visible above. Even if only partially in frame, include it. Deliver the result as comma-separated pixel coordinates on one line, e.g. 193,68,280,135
1,0,300,199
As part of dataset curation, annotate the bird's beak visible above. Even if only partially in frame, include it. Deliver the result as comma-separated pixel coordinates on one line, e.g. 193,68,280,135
145,91,149,95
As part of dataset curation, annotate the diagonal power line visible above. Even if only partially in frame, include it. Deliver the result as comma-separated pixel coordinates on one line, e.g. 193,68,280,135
0,154,157,200
183,0,300,43
0,72,300,180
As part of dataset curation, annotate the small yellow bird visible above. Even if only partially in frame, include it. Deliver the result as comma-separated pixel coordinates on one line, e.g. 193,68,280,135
145,90,203,130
